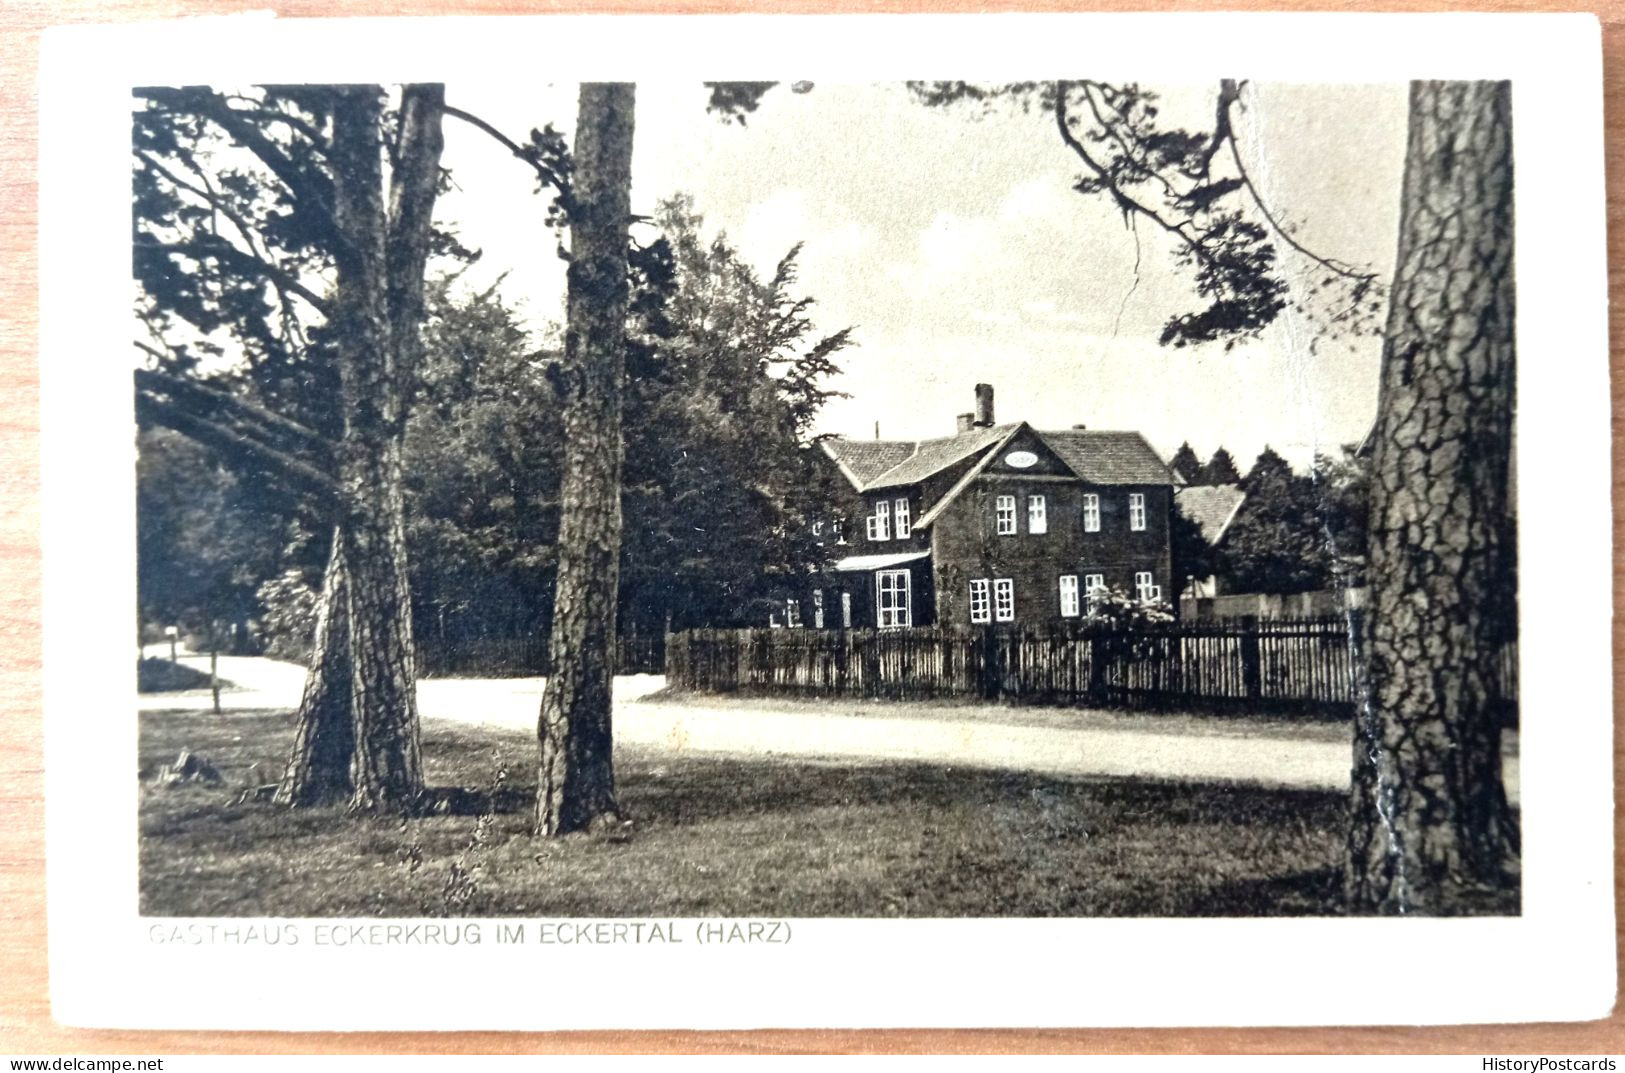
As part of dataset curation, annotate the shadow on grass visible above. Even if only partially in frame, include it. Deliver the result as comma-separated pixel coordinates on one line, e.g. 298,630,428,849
138,658,217,693
138,709,1518,919
414,785,530,816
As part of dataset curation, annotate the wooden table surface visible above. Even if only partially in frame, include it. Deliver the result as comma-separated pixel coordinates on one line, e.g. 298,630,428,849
2,0,1620,1054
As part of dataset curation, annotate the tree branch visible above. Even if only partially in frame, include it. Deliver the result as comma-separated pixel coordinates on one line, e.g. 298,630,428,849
137,148,321,346
1052,81,1212,266
443,104,531,163
134,362,334,461
135,384,338,509
135,235,333,318
136,87,340,239
1220,88,1379,285
1193,79,1242,179
219,96,328,147
136,149,284,275
442,104,572,204
1077,81,1183,203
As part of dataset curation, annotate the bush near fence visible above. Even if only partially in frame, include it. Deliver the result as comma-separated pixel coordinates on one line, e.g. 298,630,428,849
416,635,666,678
667,616,1519,721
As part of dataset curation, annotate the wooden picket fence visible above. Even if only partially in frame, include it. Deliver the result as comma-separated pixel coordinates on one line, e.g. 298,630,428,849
416,634,666,678
666,617,1519,719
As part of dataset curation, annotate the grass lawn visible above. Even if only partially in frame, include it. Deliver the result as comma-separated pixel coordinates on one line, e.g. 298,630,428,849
138,707,1514,918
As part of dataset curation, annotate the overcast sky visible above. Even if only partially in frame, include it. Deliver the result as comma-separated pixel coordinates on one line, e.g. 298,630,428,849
434,81,1410,471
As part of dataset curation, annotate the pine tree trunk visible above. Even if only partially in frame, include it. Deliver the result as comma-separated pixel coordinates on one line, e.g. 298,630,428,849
328,86,425,813
274,529,354,806
1346,81,1518,914
536,83,636,836
272,85,444,814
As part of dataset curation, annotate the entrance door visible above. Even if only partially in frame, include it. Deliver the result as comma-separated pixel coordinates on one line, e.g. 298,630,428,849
876,569,912,629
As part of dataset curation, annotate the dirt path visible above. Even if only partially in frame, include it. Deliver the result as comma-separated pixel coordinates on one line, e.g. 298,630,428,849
137,653,1520,800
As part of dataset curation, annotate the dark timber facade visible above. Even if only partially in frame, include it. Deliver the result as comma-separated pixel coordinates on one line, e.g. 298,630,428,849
806,385,1176,630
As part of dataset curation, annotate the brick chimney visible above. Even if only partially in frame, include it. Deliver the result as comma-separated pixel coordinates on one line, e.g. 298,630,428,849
955,412,975,434
973,383,994,428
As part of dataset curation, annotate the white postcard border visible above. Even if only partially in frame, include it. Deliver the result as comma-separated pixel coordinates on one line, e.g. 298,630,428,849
39,12,1615,1030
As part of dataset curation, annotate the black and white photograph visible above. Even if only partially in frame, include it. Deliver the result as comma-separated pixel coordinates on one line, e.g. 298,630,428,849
37,12,1614,1031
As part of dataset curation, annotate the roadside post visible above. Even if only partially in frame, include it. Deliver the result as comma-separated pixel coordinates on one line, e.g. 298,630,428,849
210,622,221,715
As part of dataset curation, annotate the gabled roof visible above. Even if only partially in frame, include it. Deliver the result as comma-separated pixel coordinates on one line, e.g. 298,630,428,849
1038,429,1178,487
822,424,1172,493
913,424,1028,528
820,439,917,488
1175,483,1247,544
861,424,1017,490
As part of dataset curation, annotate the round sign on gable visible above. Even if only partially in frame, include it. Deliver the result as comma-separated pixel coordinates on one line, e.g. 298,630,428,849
1004,450,1038,469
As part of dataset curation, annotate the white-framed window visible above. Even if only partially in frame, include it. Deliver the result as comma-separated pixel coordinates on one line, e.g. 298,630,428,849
1059,575,1080,618
834,519,847,545
994,578,1015,622
813,589,825,629
841,591,852,628
1028,495,1047,534
894,498,912,539
866,499,891,542
995,494,1017,535
1083,493,1101,533
785,598,802,628
1129,493,1147,531
812,520,824,538
968,578,991,624
1085,573,1107,612
1135,571,1162,604
876,569,912,629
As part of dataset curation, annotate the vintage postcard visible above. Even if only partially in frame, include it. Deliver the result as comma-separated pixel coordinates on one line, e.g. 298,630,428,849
37,12,1613,1030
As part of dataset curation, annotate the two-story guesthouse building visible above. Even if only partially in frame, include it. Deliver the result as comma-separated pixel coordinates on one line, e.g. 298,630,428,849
811,384,1176,629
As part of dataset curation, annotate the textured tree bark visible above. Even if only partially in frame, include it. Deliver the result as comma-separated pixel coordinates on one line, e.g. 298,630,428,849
536,83,636,836
274,530,354,805
143,86,445,813
325,86,431,812
1346,81,1518,914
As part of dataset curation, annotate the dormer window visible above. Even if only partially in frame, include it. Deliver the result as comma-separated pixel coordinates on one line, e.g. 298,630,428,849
894,498,912,539
866,500,892,542
995,495,1017,535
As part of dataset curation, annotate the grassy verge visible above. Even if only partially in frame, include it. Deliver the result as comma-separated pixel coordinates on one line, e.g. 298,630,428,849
139,707,1516,918
141,708,1349,918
